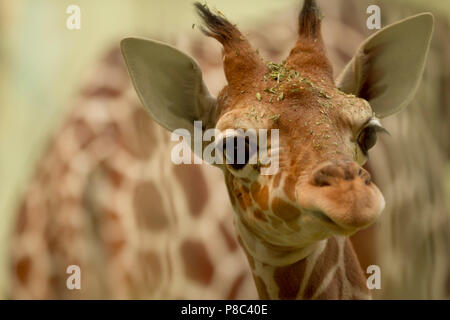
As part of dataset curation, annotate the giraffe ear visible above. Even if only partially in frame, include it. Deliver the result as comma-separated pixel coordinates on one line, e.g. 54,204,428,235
120,37,217,133
336,13,434,118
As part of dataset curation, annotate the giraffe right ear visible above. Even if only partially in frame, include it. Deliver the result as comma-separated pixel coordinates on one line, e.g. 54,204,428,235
336,13,434,118
120,37,217,134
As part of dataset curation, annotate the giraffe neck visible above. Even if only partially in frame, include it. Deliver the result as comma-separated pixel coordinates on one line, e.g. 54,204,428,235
236,219,370,300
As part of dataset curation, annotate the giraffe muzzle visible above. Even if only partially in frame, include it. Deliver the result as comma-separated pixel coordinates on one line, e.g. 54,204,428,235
298,159,385,232
311,159,372,187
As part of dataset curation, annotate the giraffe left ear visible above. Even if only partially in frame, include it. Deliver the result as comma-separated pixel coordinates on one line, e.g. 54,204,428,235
336,13,434,118
120,37,217,134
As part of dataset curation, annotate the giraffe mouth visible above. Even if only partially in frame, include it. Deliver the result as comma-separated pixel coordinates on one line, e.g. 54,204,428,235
309,210,351,233
310,210,336,225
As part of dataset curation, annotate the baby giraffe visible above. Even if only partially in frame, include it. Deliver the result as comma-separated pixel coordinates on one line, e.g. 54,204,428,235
121,0,433,299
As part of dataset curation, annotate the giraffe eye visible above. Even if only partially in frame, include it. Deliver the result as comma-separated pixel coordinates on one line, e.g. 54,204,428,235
357,120,388,156
358,126,377,155
222,135,257,170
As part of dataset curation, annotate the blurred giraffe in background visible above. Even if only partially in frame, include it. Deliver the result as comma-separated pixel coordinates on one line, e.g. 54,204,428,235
8,0,449,299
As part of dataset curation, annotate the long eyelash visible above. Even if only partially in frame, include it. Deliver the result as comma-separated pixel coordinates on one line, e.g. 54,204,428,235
364,117,390,136
358,119,389,159
373,126,390,136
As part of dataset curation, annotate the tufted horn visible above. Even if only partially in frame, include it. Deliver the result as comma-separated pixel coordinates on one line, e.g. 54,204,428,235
194,2,265,92
286,0,334,80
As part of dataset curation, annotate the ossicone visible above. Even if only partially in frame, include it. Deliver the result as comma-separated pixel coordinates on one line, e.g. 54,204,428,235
194,2,264,90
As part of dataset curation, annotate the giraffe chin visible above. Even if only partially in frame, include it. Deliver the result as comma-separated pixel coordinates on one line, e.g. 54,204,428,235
297,180,385,235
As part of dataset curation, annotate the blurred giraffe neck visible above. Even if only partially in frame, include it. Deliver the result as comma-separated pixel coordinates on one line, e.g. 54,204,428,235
238,223,370,300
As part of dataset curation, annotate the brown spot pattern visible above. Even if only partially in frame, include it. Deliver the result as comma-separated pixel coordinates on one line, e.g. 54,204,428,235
219,221,238,252
314,268,344,299
104,210,126,256
253,275,270,299
274,258,307,299
15,256,32,285
250,182,260,195
253,209,267,222
16,202,28,234
238,237,255,270
344,239,369,294
72,119,95,149
272,172,282,189
283,176,297,202
120,108,156,159
350,225,376,272
140,250,163,289
180,240,214,285
303,237,339,299
173,164,208,217
85,86,123,98
251,183,269,210
103,122,121,143
237,193,247,212
133,181,169,231
227,271,248,299
241,191,252,209
228,192,237,207
109,237,126,257
268,215,283,228
165,249,173,282
271,197,301,221
286,220,301,232
105,164,124,188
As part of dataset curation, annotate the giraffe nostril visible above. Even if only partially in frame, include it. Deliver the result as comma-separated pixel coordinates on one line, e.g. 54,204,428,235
357,168,371,185
315,177,331,187
344,168,355,180
311,161,374,187
312,170,332,187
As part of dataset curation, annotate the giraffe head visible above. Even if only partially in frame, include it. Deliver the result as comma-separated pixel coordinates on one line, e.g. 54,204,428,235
121,1,433,256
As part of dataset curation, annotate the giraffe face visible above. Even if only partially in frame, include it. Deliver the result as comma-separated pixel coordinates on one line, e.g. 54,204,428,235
122,3,432,250
215,65,385,247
